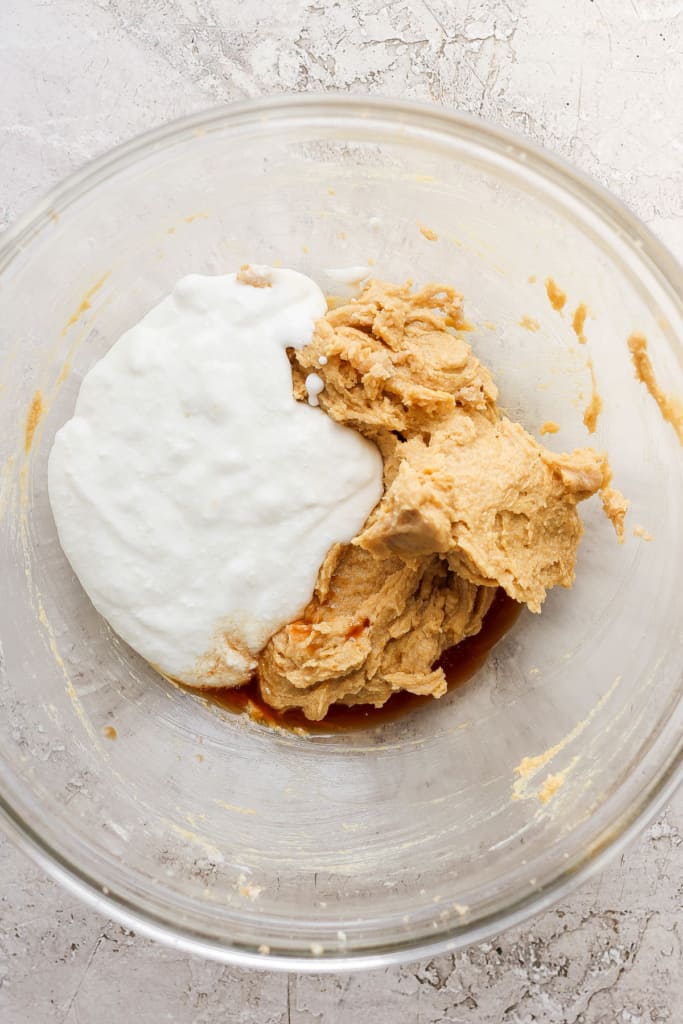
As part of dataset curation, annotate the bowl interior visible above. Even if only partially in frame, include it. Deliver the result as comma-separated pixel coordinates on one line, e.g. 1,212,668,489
1,99,682,965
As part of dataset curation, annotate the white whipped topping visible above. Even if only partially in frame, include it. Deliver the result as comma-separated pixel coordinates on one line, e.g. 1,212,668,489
305,372,325,407
49,267,383,688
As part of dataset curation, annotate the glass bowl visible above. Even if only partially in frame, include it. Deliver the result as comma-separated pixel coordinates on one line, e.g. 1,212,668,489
1,95,682,971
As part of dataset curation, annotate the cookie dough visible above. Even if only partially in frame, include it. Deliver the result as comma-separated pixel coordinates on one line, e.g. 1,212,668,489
257,281,625,720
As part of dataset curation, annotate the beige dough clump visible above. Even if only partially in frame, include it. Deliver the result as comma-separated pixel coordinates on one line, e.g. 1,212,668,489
257,281,626,720
259,543,495,722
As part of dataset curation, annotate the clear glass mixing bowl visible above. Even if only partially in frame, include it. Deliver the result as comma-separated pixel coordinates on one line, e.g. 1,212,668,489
1,96,682,970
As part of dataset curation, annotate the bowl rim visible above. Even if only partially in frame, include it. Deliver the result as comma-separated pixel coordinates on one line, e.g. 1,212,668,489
1,92,682,971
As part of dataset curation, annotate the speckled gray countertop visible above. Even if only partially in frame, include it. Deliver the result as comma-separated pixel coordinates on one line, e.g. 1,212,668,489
1,2,682,1021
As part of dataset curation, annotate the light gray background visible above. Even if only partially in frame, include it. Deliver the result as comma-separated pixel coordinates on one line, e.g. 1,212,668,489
1,1,682,1021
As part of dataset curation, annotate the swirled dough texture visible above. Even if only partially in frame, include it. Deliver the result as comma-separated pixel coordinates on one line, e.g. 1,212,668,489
258,281,625,720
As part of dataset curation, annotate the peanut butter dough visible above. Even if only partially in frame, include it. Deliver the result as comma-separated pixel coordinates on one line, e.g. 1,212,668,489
257,281,625,720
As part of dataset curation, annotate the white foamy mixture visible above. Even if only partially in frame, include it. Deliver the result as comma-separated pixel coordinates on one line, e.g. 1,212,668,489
48,267,383,687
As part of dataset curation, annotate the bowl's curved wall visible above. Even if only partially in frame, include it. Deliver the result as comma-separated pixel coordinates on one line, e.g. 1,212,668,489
0,97,682,968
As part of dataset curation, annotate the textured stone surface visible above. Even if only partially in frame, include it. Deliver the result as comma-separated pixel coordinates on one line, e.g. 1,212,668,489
1,1,682,1021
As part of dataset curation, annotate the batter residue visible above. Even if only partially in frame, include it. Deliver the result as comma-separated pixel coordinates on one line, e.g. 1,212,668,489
583,357,602,434
628,332,683,447
545,277,567,313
